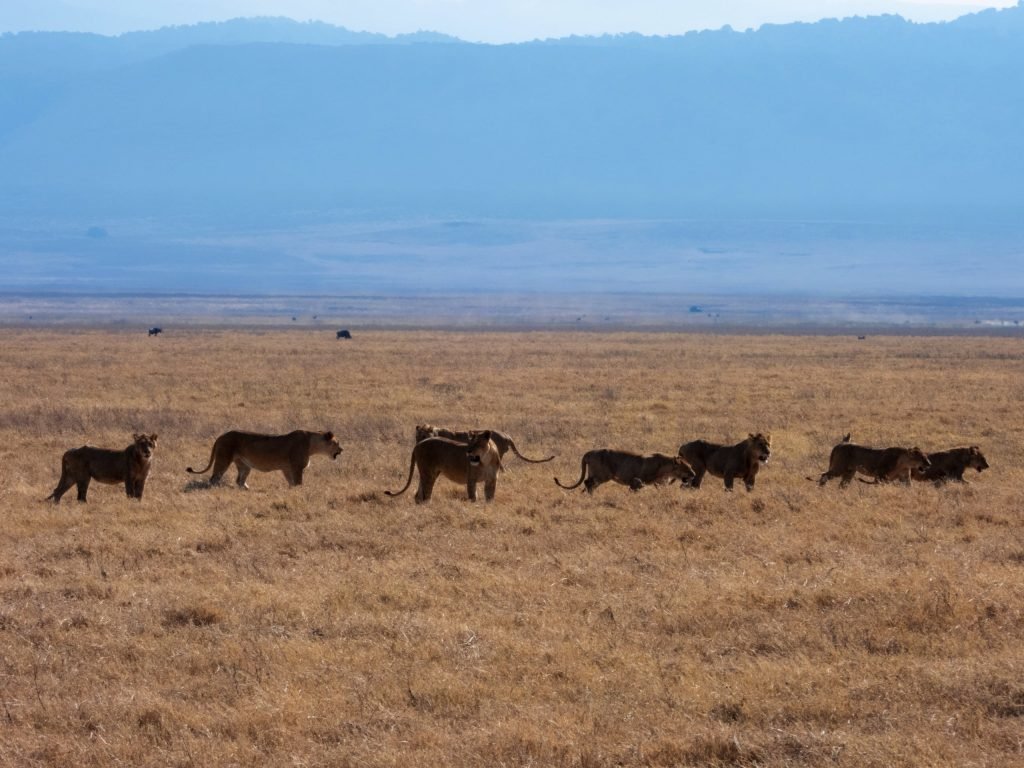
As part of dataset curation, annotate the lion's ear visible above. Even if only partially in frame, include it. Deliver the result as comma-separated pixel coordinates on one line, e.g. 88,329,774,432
133,433,142,442
150,433,158,442
749,433,756,439
324,431,334,440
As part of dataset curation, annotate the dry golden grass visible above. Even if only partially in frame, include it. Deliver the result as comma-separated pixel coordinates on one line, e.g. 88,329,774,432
1,329,1022,767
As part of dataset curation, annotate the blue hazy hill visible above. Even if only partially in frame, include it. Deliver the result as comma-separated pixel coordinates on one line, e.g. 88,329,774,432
1,7,1023,299
2,8,1022,221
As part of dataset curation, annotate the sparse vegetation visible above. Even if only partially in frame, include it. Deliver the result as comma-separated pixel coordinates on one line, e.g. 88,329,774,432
1,329,1022,767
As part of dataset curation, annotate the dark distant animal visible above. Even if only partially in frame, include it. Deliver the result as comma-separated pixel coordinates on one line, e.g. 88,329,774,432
47,433,158,503
415,424,554,464
386,432,501,502
148,327,162,336
187,430,342,488
817,435,930,487
554,450,695,494
678,433,772,491
857,335,867,340
911,446,988,485
336,330,352,340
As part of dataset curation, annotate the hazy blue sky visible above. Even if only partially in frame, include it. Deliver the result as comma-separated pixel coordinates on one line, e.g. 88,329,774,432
0,0,1015,41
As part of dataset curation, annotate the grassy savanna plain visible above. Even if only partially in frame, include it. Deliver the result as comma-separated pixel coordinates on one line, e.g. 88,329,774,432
1,329,1023,767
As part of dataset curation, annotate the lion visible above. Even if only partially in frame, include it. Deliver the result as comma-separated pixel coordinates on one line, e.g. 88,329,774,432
817,435,930,487
554,449,695,494
186,430,342,488
47,433,158,503
911,446,989,485
415,424,554,463
678,433,772,491
386,431,501,503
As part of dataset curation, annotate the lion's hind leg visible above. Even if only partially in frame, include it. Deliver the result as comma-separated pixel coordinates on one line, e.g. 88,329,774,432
48,467,75,503
280,463,303,487
76,476,90,502
416,470,439,504
234,461,252,489
208,447,234,486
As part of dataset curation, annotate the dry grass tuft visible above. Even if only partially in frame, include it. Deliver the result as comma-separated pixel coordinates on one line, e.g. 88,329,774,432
163,605,222,627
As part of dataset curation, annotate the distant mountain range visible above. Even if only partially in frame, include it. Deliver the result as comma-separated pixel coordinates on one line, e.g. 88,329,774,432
1,7,1023,299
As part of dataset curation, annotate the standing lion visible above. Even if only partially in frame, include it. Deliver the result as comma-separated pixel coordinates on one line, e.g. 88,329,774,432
678,433,772,491
386,431,501,503
47,433,158,503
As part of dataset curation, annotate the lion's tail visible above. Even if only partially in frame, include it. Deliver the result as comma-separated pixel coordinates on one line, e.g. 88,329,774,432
384,448,417,497
186,444,217,476
554,455,587,490
510,439,555,464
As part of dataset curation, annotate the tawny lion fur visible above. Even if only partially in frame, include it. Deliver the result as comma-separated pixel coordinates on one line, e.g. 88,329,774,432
387,431,502,503
554,449,695,494
47,433,158,503
187,430,342,488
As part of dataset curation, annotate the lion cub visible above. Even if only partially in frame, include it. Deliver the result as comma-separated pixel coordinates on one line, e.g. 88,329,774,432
47,433,158,503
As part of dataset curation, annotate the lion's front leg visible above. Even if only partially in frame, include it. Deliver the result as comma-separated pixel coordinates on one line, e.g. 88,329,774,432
484,477,497,501
284,465,304,487
416,472,437,503
126,475,144,498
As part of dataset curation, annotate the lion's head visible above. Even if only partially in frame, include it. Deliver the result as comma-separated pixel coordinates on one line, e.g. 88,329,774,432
748,433,772,464
663,457,696,486
907,447,930,472
132,433,158,460
415,424,438,443
967,446,989,472
315,431,343,459
466,431,494,467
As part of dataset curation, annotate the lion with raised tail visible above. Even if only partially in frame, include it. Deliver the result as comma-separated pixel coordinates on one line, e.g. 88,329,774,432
187,430,341,488
387,431,501,503
415,424,554,464
47,433,158,503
